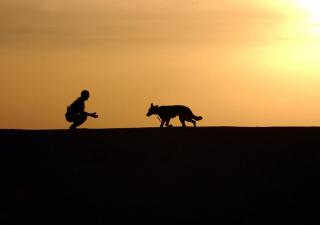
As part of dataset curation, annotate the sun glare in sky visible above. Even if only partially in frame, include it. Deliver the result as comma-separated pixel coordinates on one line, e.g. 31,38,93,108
296,0,320,23
1,1,320,129
295,0,320,36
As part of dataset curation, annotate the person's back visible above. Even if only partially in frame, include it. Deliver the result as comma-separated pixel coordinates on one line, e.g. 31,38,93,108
66,97,85,119
65,90,98,129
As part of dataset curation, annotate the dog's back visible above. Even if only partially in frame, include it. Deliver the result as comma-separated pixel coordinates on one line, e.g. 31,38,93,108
158,105,193,118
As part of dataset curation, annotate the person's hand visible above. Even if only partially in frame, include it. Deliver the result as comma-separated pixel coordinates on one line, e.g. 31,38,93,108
91,112,98,118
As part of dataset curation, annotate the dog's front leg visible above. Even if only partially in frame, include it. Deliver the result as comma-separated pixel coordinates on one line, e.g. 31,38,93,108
160,119,165,128
166,119,173,127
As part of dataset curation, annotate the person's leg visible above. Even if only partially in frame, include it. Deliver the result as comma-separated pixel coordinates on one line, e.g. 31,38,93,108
70,114,87,129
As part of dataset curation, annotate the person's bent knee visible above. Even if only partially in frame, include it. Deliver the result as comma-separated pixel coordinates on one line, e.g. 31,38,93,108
80,114,87,122
65,114,74,123
70,114,87,129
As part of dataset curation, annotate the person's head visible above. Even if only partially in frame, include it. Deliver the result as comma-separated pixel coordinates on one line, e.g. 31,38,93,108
80,90,90,100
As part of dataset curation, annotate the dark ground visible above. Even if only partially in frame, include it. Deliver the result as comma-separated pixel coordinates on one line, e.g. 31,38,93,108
1,127,320,224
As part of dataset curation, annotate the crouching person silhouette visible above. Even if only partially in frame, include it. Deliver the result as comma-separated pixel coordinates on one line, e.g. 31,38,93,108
65,90,98,129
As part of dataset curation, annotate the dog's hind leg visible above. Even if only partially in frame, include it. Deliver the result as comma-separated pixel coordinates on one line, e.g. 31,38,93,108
179,116,186,127
185,117,196,127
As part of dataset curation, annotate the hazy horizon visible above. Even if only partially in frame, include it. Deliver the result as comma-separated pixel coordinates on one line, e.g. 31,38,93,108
1,0,320,129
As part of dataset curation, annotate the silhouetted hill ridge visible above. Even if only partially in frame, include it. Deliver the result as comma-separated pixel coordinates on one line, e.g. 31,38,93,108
2,127,320,225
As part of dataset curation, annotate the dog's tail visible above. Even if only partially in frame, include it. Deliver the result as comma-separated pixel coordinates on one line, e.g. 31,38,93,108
192,115,203,121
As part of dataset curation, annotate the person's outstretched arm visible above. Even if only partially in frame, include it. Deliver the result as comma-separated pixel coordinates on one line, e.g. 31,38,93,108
85,112,99,118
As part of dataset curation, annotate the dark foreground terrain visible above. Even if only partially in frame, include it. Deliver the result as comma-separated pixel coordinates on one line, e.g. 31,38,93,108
1,127,320,224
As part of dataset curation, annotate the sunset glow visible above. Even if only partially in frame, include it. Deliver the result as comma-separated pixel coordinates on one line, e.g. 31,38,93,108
1,1,320,129
296,0,320,23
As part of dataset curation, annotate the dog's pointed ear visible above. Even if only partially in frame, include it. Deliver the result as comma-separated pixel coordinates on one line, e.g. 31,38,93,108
151,103,154,107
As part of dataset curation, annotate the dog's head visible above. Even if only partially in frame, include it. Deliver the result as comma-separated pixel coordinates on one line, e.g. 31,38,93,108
146,103,159,116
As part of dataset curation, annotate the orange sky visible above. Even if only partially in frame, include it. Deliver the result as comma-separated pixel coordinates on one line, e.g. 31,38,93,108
1,0,320,129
